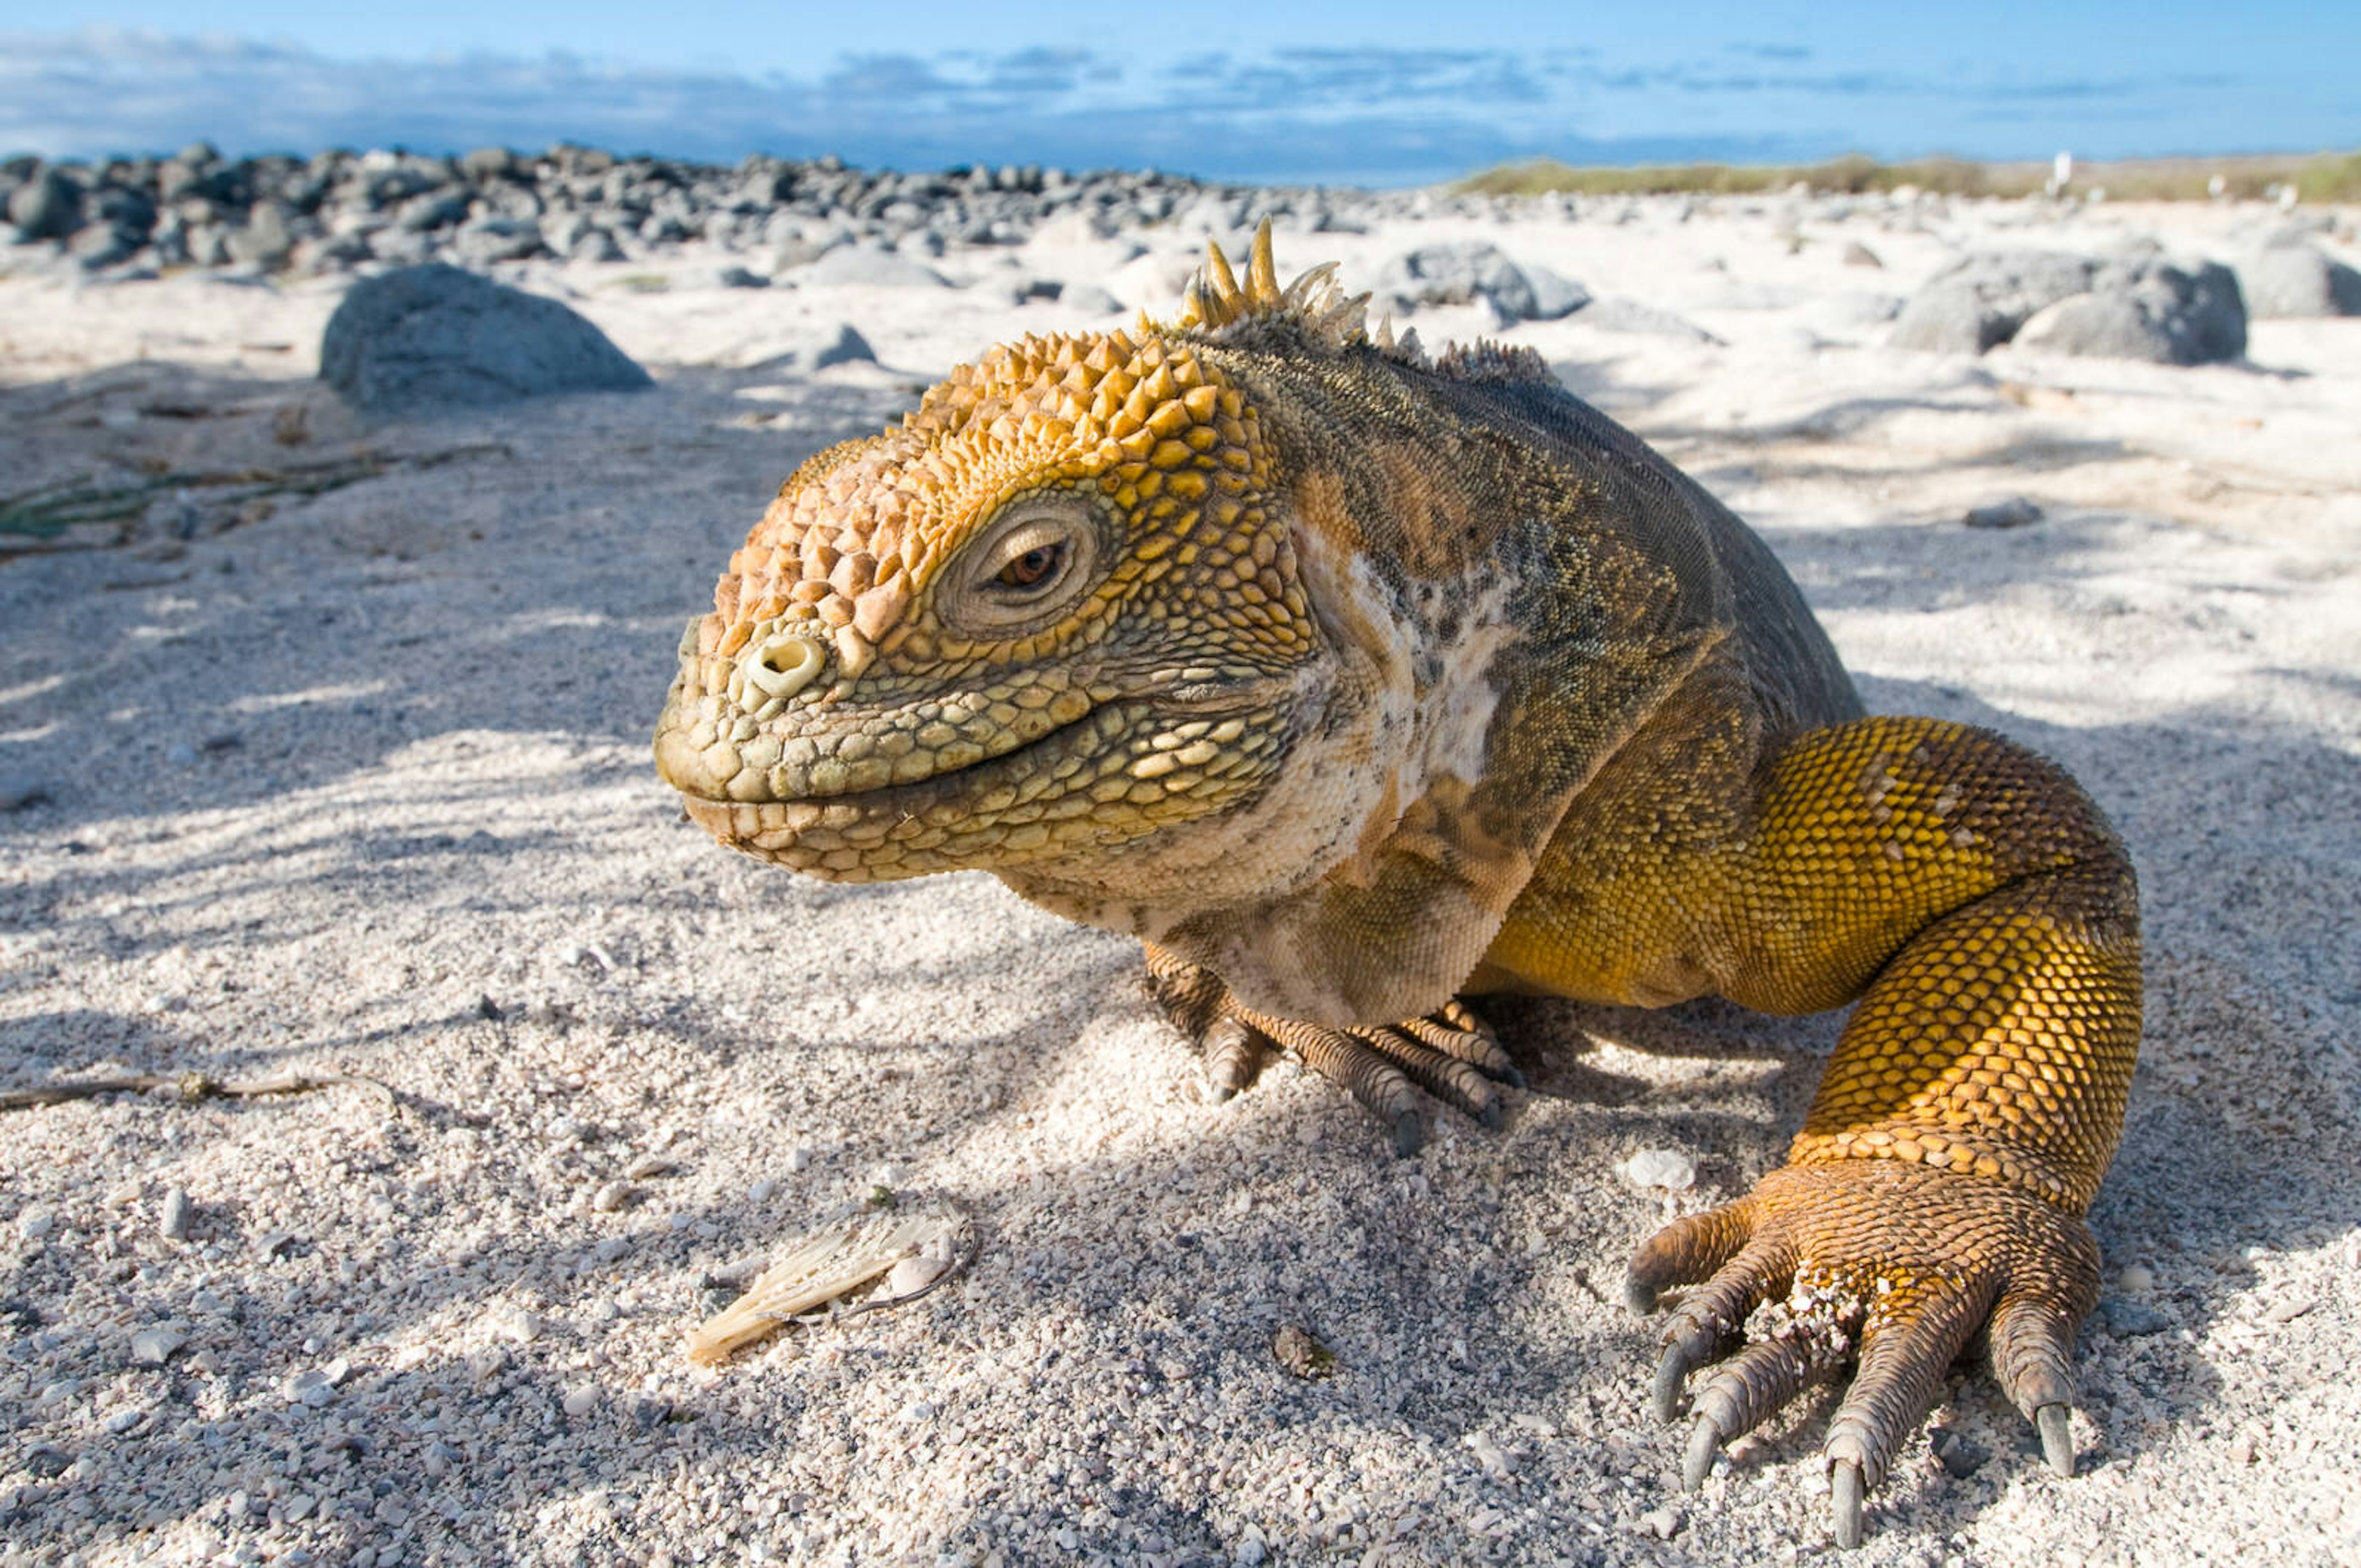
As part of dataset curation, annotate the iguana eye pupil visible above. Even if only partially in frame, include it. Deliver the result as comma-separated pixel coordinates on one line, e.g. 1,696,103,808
1000,544,1062,589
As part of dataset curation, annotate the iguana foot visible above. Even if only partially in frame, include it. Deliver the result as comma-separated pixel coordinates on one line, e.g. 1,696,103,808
1624,1160,2099,1548
1143,948,1520,1155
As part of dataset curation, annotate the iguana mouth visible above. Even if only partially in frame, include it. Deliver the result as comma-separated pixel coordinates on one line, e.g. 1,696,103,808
660,680,1288,883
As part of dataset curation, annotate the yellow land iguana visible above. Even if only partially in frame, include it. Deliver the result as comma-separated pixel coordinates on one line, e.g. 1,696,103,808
652,221,2140,1547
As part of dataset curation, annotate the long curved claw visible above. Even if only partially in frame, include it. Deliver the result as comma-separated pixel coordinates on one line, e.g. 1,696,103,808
2036,1403,2074,1477
1682,1414,1723,1491
1831,1458,1865,1550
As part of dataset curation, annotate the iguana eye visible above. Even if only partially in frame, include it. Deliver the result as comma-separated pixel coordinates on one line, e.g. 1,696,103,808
938,495,1107,637
998,543,1064,589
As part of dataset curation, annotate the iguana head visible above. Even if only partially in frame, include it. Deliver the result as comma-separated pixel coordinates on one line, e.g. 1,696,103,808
654,223,1353,894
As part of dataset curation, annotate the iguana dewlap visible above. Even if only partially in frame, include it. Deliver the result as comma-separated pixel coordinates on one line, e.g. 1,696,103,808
653,222,2141,1546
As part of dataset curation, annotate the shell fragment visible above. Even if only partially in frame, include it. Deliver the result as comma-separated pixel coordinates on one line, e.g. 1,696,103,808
686,1204,966,1365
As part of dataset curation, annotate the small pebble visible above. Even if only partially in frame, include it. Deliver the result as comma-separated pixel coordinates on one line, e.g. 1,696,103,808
748,1178,777,1204
282,1369,338,1408
1640,1505,1682,1540
489,1306,542,1344
2264,1294,2317,1325
2118,1263,2156,1294
1233,1537,1267,1567
1963,497,2045,530
591,1181,633,1213
16,1206,58,1240
884,1254,949,1297
786,1146,813,1173
104,1408,151,1436
1623,1149,1696,1191
1271,1324,1336,1379
283,1492,317,1522
624,1155,676,1180
23,1446,71,1479
563,1385,601,1417
130,1326,188,1365
1463,1431,1516,1478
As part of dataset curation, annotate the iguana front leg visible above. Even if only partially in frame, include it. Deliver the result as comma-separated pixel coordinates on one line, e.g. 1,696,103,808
1144,944,1523,1156
1605,718,2140,1546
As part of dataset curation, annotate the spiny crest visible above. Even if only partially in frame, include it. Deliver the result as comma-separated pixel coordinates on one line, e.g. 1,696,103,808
1163,217,1377,353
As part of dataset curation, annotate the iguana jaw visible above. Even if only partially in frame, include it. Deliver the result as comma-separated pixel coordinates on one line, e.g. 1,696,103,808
654,655,1300,884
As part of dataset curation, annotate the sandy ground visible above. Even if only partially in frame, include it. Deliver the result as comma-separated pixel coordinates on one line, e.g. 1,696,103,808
2,197,2359,1568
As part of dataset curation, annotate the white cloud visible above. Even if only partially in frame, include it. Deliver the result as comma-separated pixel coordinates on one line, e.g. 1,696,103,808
0,27,2326,186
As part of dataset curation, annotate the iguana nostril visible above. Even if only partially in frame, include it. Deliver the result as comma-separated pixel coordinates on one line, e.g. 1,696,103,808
741,634,825,699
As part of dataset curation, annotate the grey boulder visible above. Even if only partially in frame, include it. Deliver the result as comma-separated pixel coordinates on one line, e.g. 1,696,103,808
1375,242,1588,322
2014,259,2245,364
1890,250,2097,354
320,264,653,412
8,170,81,242
2240,241,2361,318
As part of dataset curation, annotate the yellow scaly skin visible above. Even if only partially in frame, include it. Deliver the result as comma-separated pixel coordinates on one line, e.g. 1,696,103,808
652,222,2141,1547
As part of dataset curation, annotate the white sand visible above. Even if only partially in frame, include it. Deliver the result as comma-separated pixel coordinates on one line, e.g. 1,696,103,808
2,197,2359,1567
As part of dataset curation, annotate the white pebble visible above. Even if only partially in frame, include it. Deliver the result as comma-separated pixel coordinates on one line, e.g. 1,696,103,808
1623,1149,1697,1191
885,1255,949,1297
625,1155,675,1180
489,1306,542,1344
1641,1505,1682,1540
130,1327,188,1365
1463,1431,1516,1476
2119,1264,2156,1294
787,1146,813,1173
16,1205,57,1240
282,1370,338,1408
105,1408,150,1435
160,1187,193,1241
748,1178,777,1204
591,1181,633,1213
563,1385,601,1417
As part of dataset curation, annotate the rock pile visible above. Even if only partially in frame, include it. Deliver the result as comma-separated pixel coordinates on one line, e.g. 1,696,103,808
1892,250,2247,364
0,141,1396,282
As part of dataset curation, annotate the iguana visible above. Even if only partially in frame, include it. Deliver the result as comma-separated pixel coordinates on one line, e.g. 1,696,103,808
652,221,2140,1546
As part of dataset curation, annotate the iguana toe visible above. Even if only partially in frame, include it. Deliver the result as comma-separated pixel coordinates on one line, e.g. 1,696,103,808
1143,946,1516,1154
1627,1160,2101,1547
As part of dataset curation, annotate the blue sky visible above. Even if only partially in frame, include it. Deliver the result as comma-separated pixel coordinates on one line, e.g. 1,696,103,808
6,3,2355,186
